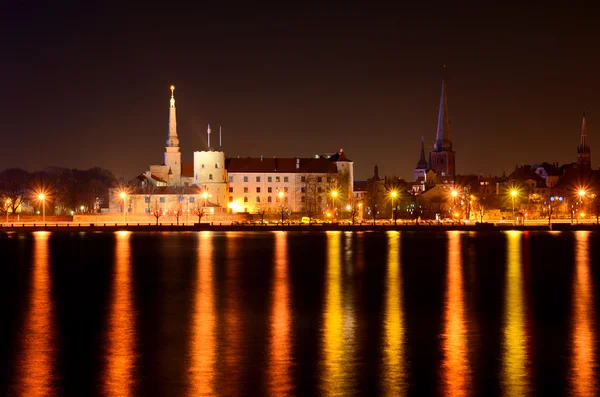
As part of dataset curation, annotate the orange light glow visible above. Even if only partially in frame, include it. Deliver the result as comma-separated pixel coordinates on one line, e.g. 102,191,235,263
38,193,45,201
383,231,407,394
502,231,530,395
104,231,136,396
451,190,458,197
441,231,470,397
268,232,292,395
189,231,216,395
18,231,56,395
119,192,127,199
571,231,597,396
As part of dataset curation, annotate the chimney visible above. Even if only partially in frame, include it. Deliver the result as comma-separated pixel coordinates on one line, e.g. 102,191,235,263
260,155,263,161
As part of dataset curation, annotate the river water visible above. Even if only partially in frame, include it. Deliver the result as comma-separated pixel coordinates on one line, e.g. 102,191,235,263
0,230,598,396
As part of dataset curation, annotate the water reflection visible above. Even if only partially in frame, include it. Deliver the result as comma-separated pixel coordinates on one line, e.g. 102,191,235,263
502,231,530,396
321,231,355,395
188,231,216,396
267,232,293,396
104,231,137,396
441,231,470,396
382,231,407,396
18,231,57,396
570,231,597,396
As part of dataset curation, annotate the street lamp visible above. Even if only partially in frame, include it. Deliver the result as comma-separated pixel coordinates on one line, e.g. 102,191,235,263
390,190,398,225
5,198,11,224
278,191,285,224
330,190,338,218
38,193,46,223
119,192,127,224
510,189,518,225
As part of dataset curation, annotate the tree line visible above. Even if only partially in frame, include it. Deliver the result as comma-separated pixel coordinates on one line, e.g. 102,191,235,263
0,167,117,215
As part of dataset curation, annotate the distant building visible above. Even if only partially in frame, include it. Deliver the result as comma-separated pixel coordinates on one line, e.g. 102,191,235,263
428,81,456,178
115,86,354,216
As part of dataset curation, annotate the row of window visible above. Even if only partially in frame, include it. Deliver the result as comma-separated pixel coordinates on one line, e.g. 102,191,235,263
229,195,326,204
195,174,214,180
230,186,290,194
144,197,196,204
200,164,220,169
228,175,334,183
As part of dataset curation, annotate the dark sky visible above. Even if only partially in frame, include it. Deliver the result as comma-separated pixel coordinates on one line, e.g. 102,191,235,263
1,2,599,180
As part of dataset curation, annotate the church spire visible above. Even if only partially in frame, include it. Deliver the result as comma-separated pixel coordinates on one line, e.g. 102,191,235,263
433,80,451,152
577,111,591,170
166,85,179,147
416,136,428,169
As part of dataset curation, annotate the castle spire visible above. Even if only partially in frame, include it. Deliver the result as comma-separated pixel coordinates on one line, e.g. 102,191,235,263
166,85,179,147
434,80,451,151
207,124,212,150
581,111,588,148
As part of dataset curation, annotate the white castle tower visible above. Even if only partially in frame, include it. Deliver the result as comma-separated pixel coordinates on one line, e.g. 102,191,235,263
193,124,228,206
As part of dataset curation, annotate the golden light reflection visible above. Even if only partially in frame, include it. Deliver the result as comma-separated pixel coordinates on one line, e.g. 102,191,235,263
268,232,292,396
222,232,243,396
383,231,407,396
570,231,597,396
104,231,137,396
188,231,216,396
441,231,470,397
19,231,56,397
502,231,530,396
322,231,352,395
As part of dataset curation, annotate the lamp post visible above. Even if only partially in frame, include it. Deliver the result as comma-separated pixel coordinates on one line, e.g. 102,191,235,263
330,190,338,219
119,192,127,224
510,189,518,225
5,198,11,224
38,193,46,224
358,202,363,223
390,190,398,225
578,189,586,224
278,191,285,224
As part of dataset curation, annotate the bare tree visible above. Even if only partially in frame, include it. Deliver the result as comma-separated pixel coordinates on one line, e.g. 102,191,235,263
150,198,163,225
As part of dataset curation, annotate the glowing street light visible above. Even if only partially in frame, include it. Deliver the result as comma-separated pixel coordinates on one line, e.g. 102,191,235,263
5,198,11,224
390,190,398,225
278,191,285,224
510,189,518,224
37,193,46,223
330,190,339,218
119,192,127,224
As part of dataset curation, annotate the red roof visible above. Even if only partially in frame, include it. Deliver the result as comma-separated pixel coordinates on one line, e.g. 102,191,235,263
181,162,194,177
225,157,338,173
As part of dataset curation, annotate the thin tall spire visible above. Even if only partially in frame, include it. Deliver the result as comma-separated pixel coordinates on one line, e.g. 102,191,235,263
580,111,588,148
166,85,179,147
577,111,591,171
434,80,451,152
219,126,222,149
416,136,428,169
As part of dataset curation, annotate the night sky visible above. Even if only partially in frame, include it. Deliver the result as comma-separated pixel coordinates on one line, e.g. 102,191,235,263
2,3,599,180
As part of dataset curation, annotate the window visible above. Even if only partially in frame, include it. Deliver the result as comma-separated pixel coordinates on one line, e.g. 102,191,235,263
256,176,261,182
209,174,213,180
317,196,323,203
301,187,306,193
244,187,248,193
317,177,322,183
145,208,150,214
229,196,233,202
256,187,261,193
229,187,233,193
201,164,205,169
284,176,289,183
244,176,248,182
276,176,280,182
301,196,306,202
268,176,272,183
276,196,280,203
189,197,195,203
318,187,322,193
284,197,288,203
229,176,233,182
144,197,150,203
268,187,272,193
244,196,248,203
301,176,306,183
215,164,219,168
284,187,288,192
327,177,332,183
160,197,165,203
268,196,272,203
256,196,260,202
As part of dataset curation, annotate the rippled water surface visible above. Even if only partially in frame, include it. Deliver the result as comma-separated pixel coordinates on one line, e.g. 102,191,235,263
1,231,599,396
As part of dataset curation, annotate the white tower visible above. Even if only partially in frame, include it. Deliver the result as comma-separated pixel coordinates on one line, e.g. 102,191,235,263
165,85,181,183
